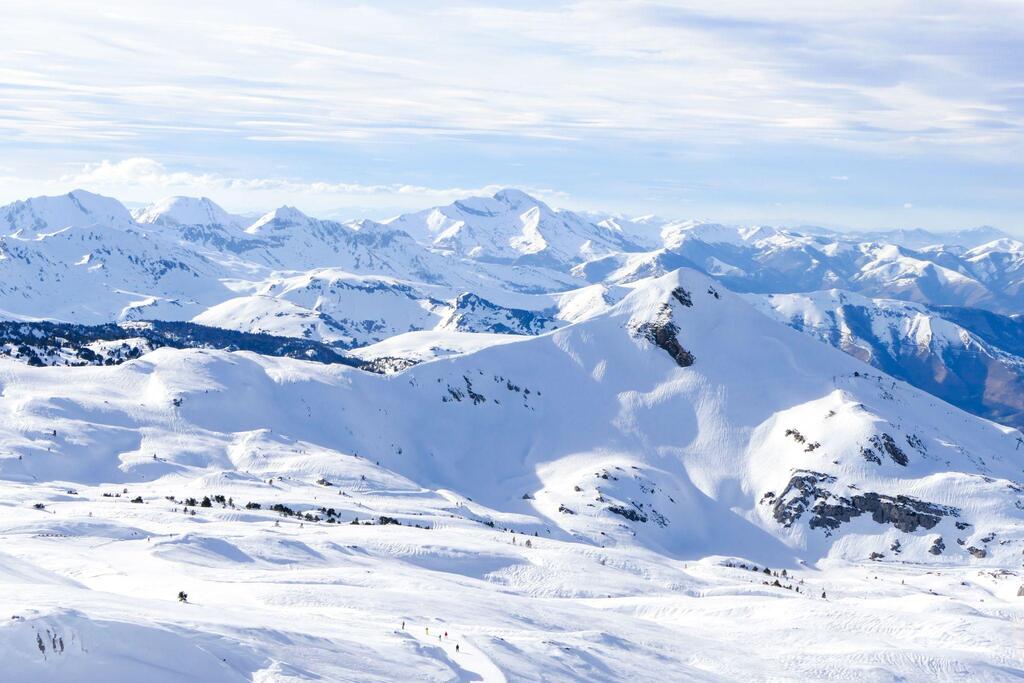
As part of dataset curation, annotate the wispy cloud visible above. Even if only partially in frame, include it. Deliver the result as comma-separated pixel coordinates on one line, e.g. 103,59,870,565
0,1,1020,150
0,1,1020,228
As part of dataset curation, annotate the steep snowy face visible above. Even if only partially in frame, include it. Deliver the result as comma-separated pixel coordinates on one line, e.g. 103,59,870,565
751,290,1024,429
385,188,641,267
0,190,135,236
962,239,1024,301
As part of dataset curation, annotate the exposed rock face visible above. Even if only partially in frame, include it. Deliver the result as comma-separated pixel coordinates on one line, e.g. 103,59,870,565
361,356,419,374
929,537,946,555
671,286,694,308
860,433,909,466
768,470,958,535
871,433,909,466
813,492,955,533
968,546,988,559
607,504,647,523
442,292,557,335
861,446,882,465
632,304,695,367
768,470,836,529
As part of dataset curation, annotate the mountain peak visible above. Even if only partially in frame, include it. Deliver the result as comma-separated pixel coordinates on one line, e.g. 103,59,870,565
246,205,312,233
661,221,744,248
0,189,133,235
134,196,241,229
492,188,546,209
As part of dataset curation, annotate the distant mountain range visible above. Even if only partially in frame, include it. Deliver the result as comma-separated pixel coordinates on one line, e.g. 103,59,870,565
0,187,1022,434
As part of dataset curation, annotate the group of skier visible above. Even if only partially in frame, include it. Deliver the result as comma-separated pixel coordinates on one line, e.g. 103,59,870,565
404,621,460,654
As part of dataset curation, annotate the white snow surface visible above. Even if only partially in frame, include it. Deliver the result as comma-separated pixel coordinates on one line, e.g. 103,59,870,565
0,190,1024,680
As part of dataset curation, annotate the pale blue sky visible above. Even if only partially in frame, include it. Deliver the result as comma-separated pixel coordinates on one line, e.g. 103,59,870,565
0,0,1021,230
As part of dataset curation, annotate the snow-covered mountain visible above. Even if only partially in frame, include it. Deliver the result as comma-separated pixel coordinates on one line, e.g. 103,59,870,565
9,268,1023,559
385,188,642,267
0,189,136,236
0,190,578,326
3,188,1023,327
0,191,233,322
752,289,1024,429
838,225,1010,250
133,196,247,231
576,223,1024,313
2,188,1024,679
194,270,559,347
2,269,1023,679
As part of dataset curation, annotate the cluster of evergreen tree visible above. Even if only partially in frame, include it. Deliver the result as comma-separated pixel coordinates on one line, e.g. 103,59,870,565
0,319,367,368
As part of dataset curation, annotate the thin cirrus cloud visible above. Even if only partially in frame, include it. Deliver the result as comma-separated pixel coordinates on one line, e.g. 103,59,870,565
0,0,1020,228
